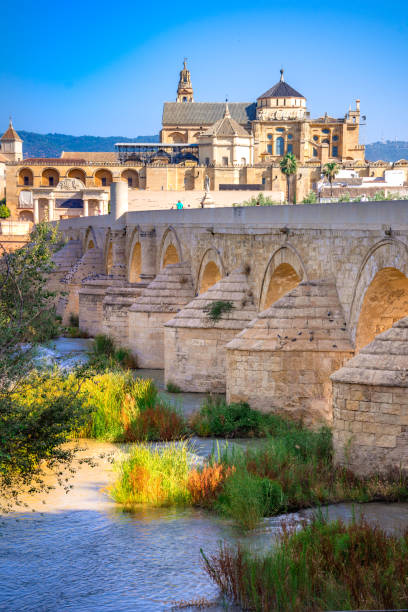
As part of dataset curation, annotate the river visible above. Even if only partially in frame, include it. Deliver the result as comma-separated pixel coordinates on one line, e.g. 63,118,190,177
1,338,407,611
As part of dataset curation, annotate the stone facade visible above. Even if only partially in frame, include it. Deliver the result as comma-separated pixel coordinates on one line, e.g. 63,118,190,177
128,262,195,368
331,317,408,475
226,280,354,425
164,268,258,392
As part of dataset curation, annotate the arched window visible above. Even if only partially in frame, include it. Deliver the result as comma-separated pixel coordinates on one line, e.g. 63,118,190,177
313,135,319,142
322,128,330,134
332,146,338,157
267,144,273,154
287,134,293,140
313,147,318,157
267,133,272,140
333,135,339,141
276,127,285,133
287,143,293,154
275,137,284,155
322,139,330,144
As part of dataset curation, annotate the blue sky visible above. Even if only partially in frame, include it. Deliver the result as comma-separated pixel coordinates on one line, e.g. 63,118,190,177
1,0,407,142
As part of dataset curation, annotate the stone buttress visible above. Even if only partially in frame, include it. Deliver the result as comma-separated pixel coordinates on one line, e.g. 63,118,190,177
225,279,354,426
55,244,105,325
102,284,149,347
128,262,194,368
164,268,257,392
331,317,408,476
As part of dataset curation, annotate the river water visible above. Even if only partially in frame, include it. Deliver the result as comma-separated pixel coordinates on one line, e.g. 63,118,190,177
1,339,408,611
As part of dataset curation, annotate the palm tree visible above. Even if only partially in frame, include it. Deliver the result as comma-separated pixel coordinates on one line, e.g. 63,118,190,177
280,153,297,204
322,162,339,197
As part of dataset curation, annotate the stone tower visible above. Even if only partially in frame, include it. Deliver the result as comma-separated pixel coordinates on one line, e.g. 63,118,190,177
0,118,23,161
176,59,194,103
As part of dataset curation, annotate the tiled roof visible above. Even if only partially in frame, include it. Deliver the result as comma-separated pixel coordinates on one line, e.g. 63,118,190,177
23,158,87,164
1,120,22,142
60,151,117,162
258,80,304,100
202,105,251,138
162,102,256,126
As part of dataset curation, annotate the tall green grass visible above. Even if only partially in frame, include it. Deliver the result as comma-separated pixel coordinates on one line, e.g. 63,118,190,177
80,372,186,442
110,442,192,507
202,515,408,611
89,334,137,371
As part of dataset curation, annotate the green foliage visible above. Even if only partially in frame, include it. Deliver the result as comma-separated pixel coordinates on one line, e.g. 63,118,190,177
89,334,137,371
239,193,281,207
69,313,79,327
110,442,192,508
166,381,182,393
0,204,11,219
203,300,235,323
372,189,386,200
202,516,408,611
80,372,186,442
279,152,297,176
191,397,267,438
216,469,283,529
0,370,90,510
302,191,317,204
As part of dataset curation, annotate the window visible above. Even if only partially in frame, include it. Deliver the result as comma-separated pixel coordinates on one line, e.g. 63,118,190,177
287,134,293,140
102,177,107,186
332,146,338,157
287,143,293,154
267,133,272,140
127,178,133,187
267,144,273,154
24,176,29,186
313,147,318,157
333,135,338,142
322,139,330,144
183,96,188,103
276,127,284,133
49,176,54,186
222,156,228,167
313,135,318,142
205,157,210,166
275,137,284,155
322,128,330,134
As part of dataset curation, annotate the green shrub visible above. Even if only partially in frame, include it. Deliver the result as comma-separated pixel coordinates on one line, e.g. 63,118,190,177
166,381,182,393
203,300,235,322
0,204,11,219
89,334,136,371
191,397,266,438
93,334,115,357
238,193,281,207
302,191,317,204
69,313,79,328
202,515,408,611
110,442,192,508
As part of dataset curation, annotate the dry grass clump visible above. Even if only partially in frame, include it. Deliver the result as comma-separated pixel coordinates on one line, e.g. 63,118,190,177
187,463,235,508
202,515,408,611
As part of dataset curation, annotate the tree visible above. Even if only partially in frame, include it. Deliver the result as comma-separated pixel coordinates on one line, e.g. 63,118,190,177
0,203,11,219
280,153,298,204
0,224,90,511
322,162,339,197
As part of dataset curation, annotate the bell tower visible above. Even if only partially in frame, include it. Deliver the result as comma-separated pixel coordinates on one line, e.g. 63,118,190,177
176,59,194,103
0,118,23,161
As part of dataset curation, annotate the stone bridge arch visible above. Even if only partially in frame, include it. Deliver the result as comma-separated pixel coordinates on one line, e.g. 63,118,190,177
197,247,226,294
84,226,99,251
349,238,408,349
259,244,308,310
128,226,142,283
159,226,182,270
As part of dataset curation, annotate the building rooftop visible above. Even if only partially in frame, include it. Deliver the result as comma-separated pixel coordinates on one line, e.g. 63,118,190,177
258,70,305,100
202,104,251,138
60,151,117,162
1,119,22,142
162,102,256,126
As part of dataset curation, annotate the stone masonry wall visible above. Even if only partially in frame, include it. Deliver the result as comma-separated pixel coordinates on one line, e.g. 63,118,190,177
227,349,354,426
128,311,172,368
164,327,239,393
332,381,408,475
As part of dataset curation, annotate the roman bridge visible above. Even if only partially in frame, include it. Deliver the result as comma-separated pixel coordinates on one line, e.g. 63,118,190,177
52,194,408,474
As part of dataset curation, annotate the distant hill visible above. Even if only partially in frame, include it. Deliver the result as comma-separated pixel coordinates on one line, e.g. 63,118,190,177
18,131,159,159
12,130,408,163
365,141,408,163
